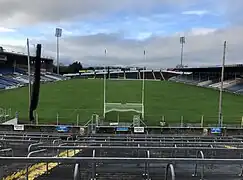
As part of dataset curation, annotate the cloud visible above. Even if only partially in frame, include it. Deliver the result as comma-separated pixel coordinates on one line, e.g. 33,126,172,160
0,27,16,33
182,10,209,16
188,28,217,36
1,25,243,68
0,0,243,69
0,0,198,28
3,25,235,68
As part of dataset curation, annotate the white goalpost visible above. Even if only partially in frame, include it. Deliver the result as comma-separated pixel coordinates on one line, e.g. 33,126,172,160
103,50,146,121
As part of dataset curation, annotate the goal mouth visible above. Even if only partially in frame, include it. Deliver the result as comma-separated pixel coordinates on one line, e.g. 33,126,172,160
103,67,145,120
104,102,144,114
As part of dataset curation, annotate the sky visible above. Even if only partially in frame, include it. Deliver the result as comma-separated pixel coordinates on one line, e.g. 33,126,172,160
0,0,243,68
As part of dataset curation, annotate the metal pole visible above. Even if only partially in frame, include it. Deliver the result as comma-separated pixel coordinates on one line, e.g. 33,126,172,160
103,49,107,118
218,41,227,127
142,50,145,119
27,38,31,108
56,36,59,75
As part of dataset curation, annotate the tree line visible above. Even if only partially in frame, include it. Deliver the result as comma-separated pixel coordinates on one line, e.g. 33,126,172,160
53,61,144,74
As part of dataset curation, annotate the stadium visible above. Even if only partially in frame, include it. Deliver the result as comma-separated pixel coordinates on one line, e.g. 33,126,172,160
1,44,243,180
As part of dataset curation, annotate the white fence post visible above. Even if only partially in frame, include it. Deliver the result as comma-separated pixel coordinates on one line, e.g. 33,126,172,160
56,113,59,125
76,114,79,126
201,115,204,127
180,116,184,127
36,112,39,125
241,116,243,128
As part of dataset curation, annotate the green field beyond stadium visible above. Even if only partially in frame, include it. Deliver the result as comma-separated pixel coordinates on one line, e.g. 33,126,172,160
1,79,243,125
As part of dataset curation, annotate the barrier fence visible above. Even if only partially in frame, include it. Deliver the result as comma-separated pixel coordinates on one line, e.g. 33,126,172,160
1,134,243,179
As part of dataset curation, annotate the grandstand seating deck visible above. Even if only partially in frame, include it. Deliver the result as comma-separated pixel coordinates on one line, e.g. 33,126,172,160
227,83,243,92
0,66,66,90
0,83,6,89
1,131,243,180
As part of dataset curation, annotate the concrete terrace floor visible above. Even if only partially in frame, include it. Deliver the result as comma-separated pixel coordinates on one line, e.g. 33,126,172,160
0,133,243,180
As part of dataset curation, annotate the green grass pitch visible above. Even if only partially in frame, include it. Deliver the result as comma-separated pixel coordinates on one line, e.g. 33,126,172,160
1,79,243,125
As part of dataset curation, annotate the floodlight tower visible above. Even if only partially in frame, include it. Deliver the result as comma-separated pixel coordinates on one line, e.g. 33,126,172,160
218,41,227,127
180,36,185,68
55,28,62,75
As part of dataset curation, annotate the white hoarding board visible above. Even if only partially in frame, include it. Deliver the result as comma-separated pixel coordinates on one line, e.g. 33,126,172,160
134,127,144,133
14,125,24,131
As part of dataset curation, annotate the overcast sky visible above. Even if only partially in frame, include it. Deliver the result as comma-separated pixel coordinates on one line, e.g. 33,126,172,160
0,0,242,68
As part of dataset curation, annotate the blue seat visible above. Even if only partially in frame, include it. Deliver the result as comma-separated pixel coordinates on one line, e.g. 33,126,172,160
227,84,243,92
0,83,6,89
0,68,14,75
15,68,26,74
0,79,13,86
0,76,19,85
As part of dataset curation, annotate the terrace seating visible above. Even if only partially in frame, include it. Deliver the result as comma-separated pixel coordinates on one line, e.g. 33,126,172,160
209,82,221,88
45,74,63,81
169,74,200,85
0,83,6,89
197,80,213,87
15,68,26,74
0,76,20,86
13,76,29,84
2,76,21,85
209,79,238,89
40,76,54,82
226,83,243,92
0,68,13,75
46,72,67,80
0,78,14,86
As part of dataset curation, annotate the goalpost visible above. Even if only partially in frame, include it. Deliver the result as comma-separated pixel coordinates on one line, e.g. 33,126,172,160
103,50,146,121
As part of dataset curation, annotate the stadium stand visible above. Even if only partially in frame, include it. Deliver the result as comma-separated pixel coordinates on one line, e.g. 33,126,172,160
3,48,243,179
169,64,243,95
1,129,243,179
125,70,138,79
0,47,67,90
78,68,181,81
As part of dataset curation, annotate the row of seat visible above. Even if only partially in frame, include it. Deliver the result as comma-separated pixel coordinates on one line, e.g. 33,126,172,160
0,69,67,90
169,74,243,94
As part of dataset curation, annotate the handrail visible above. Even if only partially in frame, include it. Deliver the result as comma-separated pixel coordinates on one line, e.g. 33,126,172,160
2,157,243,164
145,150,150,179
67,136,73,141
52,139,62,155
28,142,43,153
91,149,96,180
192,150,205,179
52,139,62,146
165,163,175,180
26,149,47,180
27,149,47,157
74,163,81,180
63,140,243,145
0,148,13,157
